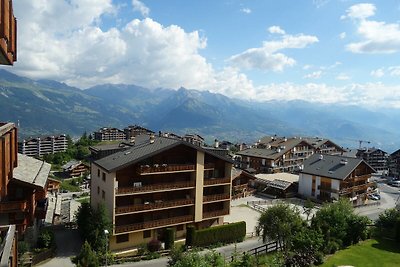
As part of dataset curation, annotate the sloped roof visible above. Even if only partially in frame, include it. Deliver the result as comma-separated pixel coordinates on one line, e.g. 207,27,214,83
301,153,375,180
13,154,51,188
94,136,233,172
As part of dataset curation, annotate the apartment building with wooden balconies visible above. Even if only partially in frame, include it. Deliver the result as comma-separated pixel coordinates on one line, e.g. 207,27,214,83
236,136,345,174
0,0,16,65
94,127,126,141
91,135,232,251
356,148,388,176
299,154,375,205
1,123,51,235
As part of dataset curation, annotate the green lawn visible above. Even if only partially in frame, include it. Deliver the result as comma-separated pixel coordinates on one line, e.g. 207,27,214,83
321,239,400,267
60,179,81,192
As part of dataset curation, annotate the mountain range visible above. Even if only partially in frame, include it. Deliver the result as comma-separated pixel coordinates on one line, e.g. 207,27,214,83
0,69,399,152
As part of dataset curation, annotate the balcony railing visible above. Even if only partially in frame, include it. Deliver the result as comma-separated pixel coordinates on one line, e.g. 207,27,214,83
114,215,193,234
203,209,229,219
115,199,195,214
204,163,215,169
203,194,230,203
116,181,195,195
339,182,375,195
138,164,196,175
0,200,28,213
317,185,339,193
204,177,230,186
346,174,371,183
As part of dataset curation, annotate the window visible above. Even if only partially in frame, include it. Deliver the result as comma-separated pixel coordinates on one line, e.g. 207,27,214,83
97,186,100,195
143,230,151,238
102,190,105,199
116,234,129,243
97,169,100,177
102,172,106,182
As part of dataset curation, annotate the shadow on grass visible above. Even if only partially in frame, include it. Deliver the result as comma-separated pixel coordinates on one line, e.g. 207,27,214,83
371,238,400,254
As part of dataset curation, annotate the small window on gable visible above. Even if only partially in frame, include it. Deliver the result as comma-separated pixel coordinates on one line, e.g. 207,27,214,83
102,172,106,182
97,169,100,177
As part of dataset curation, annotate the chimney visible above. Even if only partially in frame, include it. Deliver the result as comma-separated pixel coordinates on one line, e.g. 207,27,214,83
150,133,155,144
319,154,323,160
130,136,135,144
214,139,219,148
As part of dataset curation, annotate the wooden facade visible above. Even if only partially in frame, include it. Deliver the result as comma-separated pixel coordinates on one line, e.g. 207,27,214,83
0,0,16,65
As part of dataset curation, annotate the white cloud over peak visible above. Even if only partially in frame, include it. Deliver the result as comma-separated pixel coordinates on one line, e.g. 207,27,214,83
240,8,251,14
343,4,400,54
339,32,346,39
229,28,318,71
132,0,150,17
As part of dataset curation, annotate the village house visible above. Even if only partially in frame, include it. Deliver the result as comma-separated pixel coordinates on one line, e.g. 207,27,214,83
299,154,375,205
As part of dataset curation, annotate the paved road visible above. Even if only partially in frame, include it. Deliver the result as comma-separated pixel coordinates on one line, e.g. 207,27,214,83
354,183,399,221
38,227,82,267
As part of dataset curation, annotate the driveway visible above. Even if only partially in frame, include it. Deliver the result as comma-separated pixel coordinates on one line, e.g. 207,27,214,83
37,227,82,267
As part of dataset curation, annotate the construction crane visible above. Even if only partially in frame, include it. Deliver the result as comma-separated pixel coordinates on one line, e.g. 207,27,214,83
358,140,371,150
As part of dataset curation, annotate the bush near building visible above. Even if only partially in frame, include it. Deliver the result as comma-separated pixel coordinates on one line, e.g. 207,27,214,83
192,221,246,247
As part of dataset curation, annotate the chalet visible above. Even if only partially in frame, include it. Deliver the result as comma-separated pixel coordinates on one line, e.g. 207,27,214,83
299,154,375,205
356,148,388,175
231,169,256,199
62,160,89,178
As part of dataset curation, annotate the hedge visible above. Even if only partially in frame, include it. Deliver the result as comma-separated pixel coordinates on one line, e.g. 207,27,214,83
186,225,195,247
165,228,175,249
192,221,246,247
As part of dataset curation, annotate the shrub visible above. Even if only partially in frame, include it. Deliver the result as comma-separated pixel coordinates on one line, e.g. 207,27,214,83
165,228,175,250
147,239,161,252
192,221,246,247
37,230,54,249
325,240,340,254
18,241,29,255
185,225,195,247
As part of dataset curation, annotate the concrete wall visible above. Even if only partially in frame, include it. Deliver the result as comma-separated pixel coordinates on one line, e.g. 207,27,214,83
298,173,312,197
195,151,204,222
90,164,115,223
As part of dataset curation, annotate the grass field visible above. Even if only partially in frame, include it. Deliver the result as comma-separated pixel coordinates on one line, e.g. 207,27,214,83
321,239,400,267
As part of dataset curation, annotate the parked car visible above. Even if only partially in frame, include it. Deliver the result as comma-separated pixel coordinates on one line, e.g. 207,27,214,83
389,181,400,187
368,194,379,201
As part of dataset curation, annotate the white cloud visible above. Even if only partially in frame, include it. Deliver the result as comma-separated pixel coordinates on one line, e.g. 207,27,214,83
341,3,375,20
132,0,150,17
343,4,400,54
240,8,251,14
370,69,385,78
303,64,312,70
304,71,323,79
388,66,400,76
268,26,285,35
336,73,350,80
229,28,318,71
339,32,346,39
313,0,330,8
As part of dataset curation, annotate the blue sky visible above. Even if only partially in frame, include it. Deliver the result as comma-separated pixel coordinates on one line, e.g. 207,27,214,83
9,0,400,108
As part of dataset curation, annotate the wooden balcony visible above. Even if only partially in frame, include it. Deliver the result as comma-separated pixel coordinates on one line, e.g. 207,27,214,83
204,177,231,186
203,209,229,219
340,182,375,195
115,199,195,215
114,215,193,234
346,174,371,183
0,200,28,213
138,164,196,175
0,0,16,65
115,181,195,195
317,185,339,194
204,163,215,170
203,194,230,203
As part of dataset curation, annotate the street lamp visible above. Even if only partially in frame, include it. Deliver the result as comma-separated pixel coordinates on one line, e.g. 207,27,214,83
104,229,109,267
